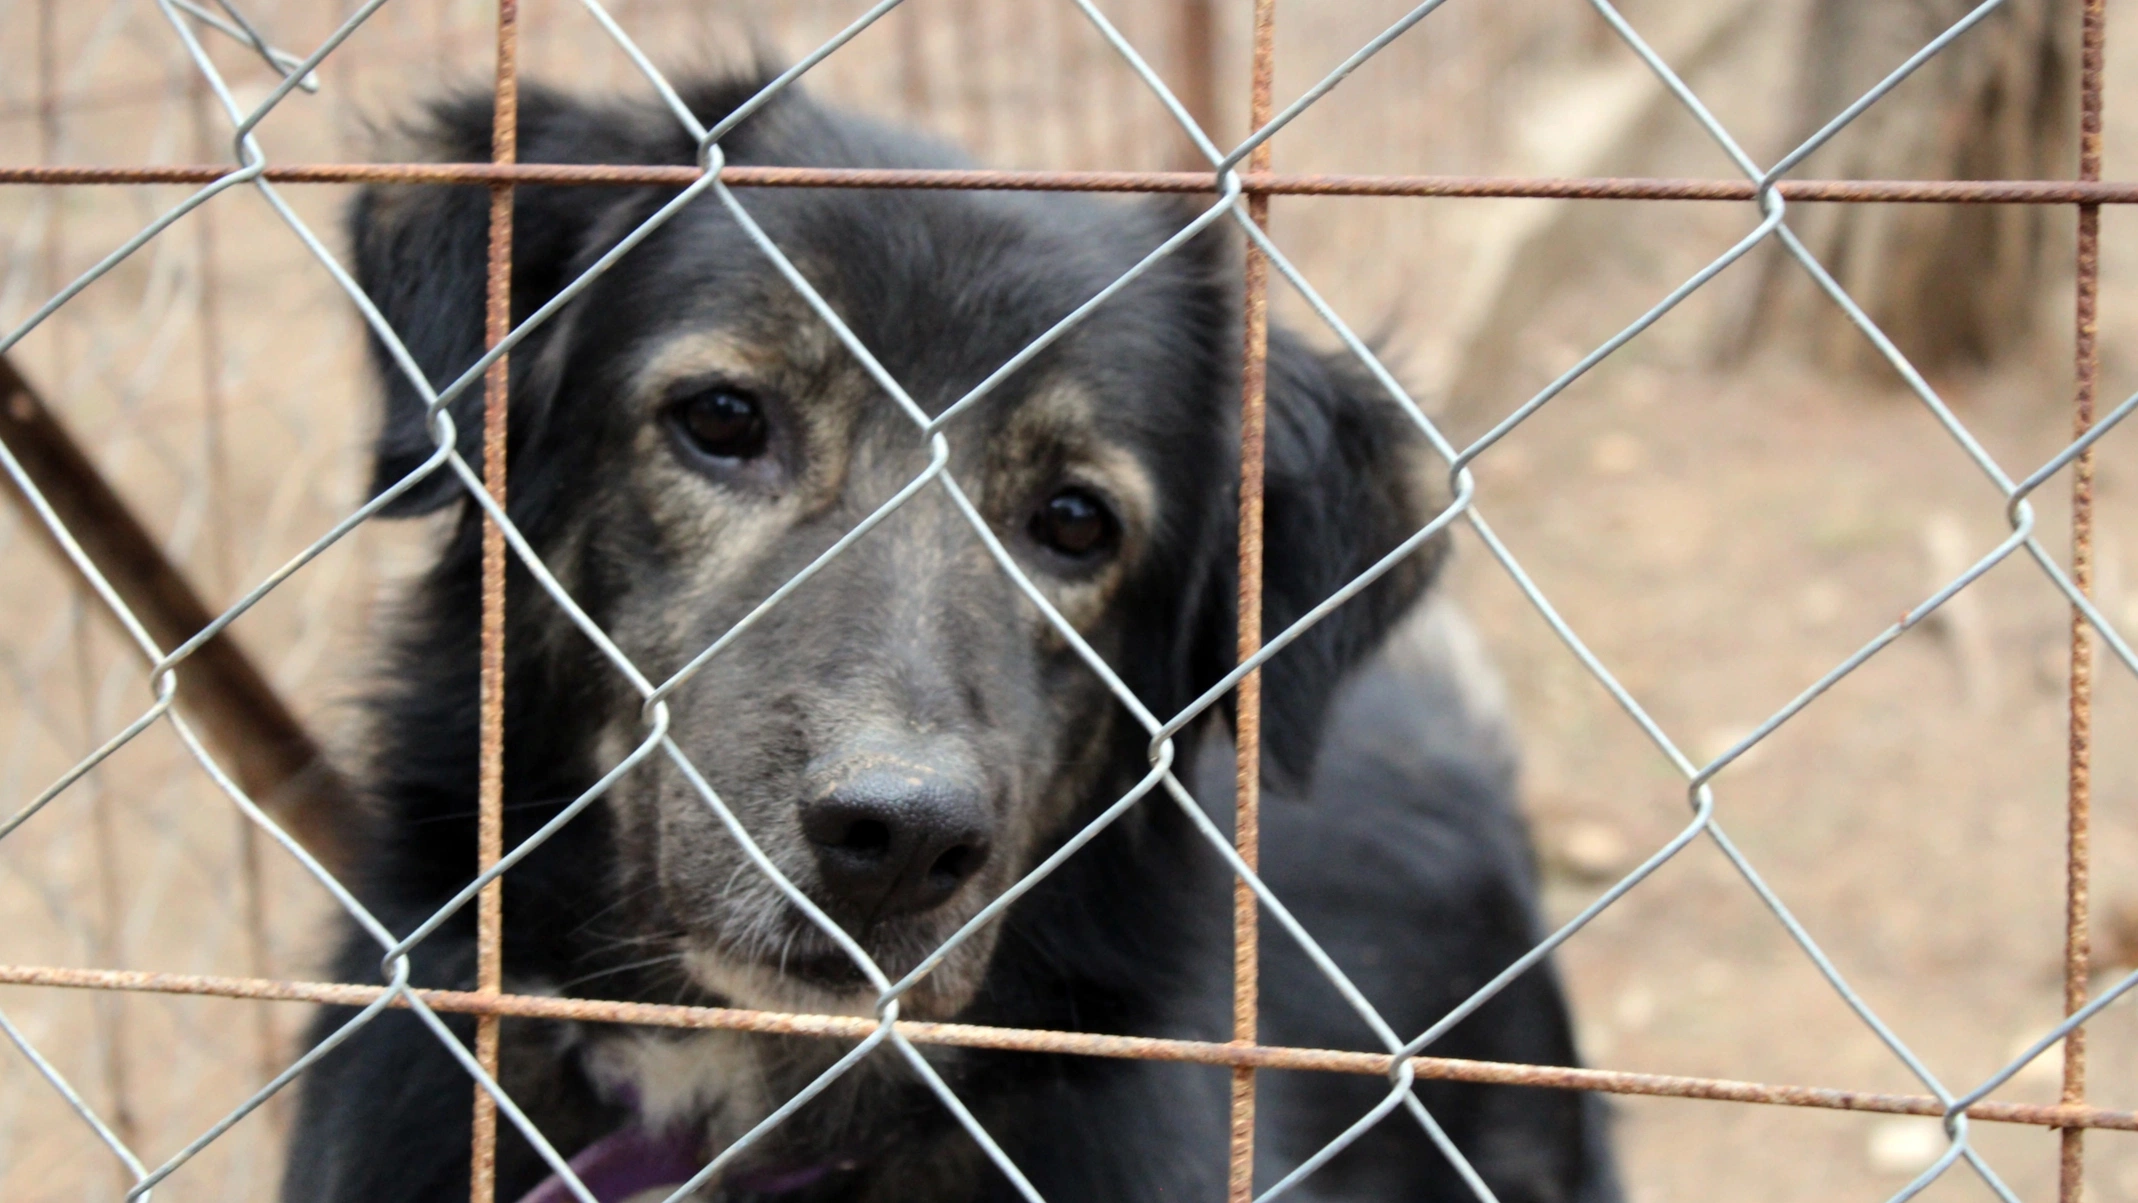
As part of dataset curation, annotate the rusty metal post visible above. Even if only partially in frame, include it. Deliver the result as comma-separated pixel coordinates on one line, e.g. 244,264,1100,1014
31,164,2138,204
15,959,2138,1134
2062,2,2106,1200
1229,3,1276,1200
471,0,520,1199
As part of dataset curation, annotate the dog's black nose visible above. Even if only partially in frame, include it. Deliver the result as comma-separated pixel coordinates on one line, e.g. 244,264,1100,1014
801,769,992,919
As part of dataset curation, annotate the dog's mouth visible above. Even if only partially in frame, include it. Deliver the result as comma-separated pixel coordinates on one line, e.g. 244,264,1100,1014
757,909,958,983
686,904,994,1018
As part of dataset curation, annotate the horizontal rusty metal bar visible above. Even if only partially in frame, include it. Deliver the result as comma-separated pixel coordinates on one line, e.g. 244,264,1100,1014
1,962,2124,1132
3,163,2138,203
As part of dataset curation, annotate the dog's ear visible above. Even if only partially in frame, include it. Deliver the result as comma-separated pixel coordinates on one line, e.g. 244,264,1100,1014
1202,328,1449,782
349,80,769,514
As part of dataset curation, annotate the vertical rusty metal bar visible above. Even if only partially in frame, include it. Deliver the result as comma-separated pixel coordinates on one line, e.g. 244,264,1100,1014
472,2,519,1201
1229,3,1276,1201
2062,3,2105,1200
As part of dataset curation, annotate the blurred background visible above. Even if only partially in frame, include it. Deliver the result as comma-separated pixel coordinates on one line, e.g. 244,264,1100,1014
1,0,2134,1198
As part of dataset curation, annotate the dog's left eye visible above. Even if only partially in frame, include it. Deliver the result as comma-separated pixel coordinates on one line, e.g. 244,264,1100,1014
668,388,768,461
1030,487,1119,560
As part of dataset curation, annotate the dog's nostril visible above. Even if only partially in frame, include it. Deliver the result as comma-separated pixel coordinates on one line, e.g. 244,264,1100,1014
927,842,982,887
838,819,893,857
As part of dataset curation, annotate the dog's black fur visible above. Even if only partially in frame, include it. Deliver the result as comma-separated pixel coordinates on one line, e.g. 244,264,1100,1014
282,73,1619,1203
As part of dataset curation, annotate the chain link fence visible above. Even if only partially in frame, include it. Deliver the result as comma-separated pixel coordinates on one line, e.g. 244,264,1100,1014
0,0,2133,1200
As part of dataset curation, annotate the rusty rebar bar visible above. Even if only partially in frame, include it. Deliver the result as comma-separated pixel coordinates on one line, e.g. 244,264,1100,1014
6,962,2135,1135
18,164,2138,203
470,3,519,1201
2063,2,2107,1200
1228,5,1277,1200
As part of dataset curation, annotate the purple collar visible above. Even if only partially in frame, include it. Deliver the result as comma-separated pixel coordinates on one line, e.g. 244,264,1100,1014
513,1126,844,1203
514,1126,702,1203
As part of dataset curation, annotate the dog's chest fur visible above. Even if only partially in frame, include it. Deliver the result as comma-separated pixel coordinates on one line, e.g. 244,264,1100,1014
578,1027,777,1143
553,1020,967,1201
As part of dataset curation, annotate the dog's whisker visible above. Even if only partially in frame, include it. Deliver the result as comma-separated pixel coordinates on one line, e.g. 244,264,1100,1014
776,928,798,980
549,952,689,993
561,880,667,940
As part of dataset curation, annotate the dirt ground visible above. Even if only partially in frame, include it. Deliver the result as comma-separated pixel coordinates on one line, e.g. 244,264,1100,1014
1449,311,2138,1201
2,1,2136,1200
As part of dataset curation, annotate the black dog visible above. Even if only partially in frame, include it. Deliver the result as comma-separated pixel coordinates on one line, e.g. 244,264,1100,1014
282,72,1619,1203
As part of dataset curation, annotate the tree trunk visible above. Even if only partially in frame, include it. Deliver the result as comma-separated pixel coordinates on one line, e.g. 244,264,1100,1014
1757,0,2074,376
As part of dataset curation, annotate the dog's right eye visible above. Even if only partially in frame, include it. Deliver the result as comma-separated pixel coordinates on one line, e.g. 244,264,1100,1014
668,388,769,461
1030,486,1120,561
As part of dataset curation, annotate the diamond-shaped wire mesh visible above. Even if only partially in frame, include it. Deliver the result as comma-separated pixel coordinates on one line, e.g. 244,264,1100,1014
3,0,2137,1201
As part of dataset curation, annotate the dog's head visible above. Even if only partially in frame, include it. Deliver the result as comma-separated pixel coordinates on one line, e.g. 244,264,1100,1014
351,77,1444,1018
